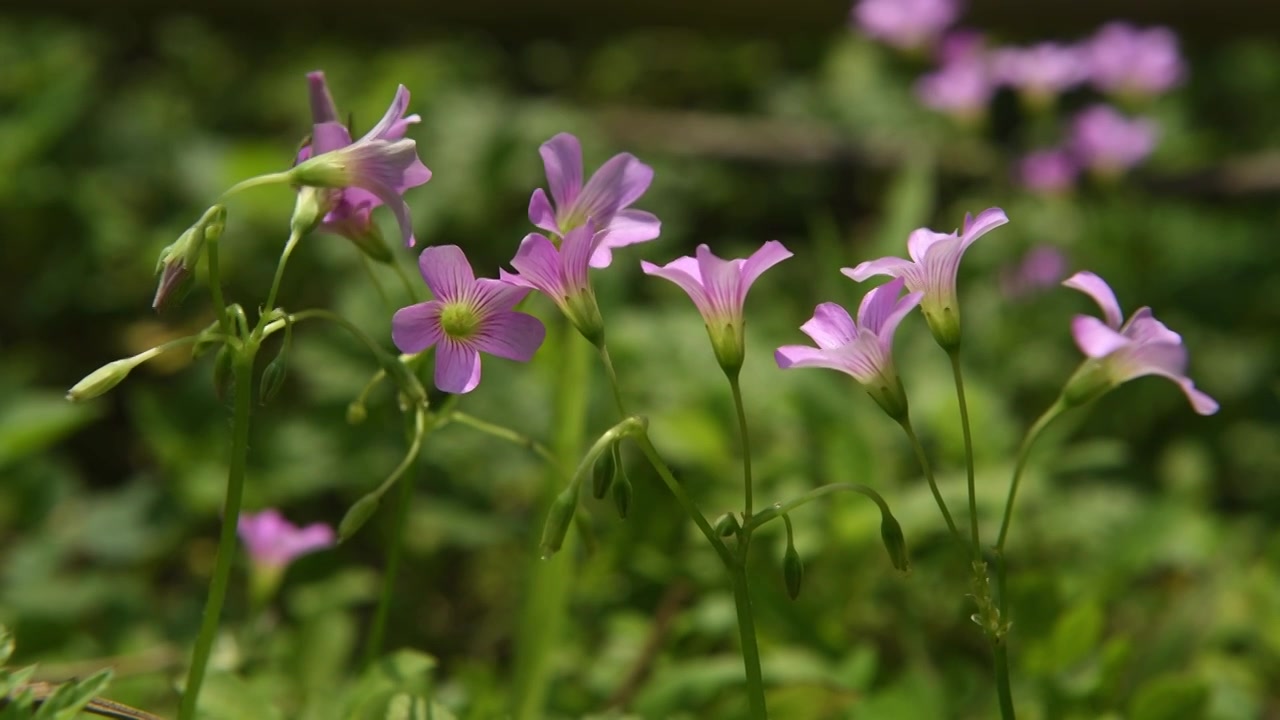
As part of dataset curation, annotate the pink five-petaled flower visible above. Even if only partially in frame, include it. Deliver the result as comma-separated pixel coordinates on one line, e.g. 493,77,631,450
843,207,1009,350
392,245,546,394
991,42,1088,103
1017,148,1079,194
291,72,432,248
1087,22,1184,98
915,54,996,121
500,224,608,346
776,278,923,422
1070,104,1159,177
852,0,961,51
1061,271,1217,415
640,241,793,376
528,133,660,269
237,509,335,570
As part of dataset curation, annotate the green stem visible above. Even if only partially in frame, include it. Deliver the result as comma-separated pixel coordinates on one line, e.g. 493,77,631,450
392,258,423,303
597,346,628,419
727,375,754,523
897,418,963,542
261,230,302,322
511,321,590,720
178,350,256,720
993,640,1017,720
205,228,232,339
217,172,295,202
364,455,414,667
995,399,1067,552
360,254,396,316
730,566,768,720
745,483,892,533
450,411,561,471
947,350,981,552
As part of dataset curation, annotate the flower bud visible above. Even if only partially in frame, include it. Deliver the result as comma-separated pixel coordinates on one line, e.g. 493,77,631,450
714,513,741,537
783,543,804,600
539,489,578,559
258,324,292,406
612,472,633,520
290,186,332,238
153,205,226,313
338,493,381,543
592,443,619,499
880,513,911,572
66,358,139,402
346,401,368,425
212,345,234,402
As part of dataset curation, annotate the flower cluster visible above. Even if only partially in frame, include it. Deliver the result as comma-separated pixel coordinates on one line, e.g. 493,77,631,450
854,0,1184,190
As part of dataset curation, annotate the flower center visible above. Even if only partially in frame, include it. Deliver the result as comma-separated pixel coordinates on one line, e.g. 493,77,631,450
439,301,481,339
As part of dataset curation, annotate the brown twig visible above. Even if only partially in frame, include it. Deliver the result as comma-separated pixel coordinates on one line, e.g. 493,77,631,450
13,681,166,720
605,579,693,711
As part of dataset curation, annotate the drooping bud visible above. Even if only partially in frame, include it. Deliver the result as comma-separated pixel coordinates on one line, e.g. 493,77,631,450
783,542,804,600
539,489,578,559
592,442,619,499
258,322,292,405
612,471,633,520
66,358,141,402
338,493,381,543
212,345,235,402
714,513,741,537
153,205,226,312
880,512,911,572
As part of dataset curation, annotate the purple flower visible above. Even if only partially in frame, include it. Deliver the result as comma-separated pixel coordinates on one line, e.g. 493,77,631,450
500,224,609,345
937,29,986,64
843,207,1009,348
992,42,1088,99
1087,22,1184,97
852,0,961,50
237,509,335,569
1070,104,1159,174
1001,245,1068,298
641,241,793,374
1062,271,1217,415
1017,148,1079,194
392,245,546,393
916,55,995,119
292,71,432,247
776,278,923,420
528,133,660,269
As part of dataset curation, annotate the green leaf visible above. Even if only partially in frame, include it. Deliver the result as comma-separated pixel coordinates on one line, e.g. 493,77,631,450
1130,674,1209,720
0,393,97,470
1048,601,1104,672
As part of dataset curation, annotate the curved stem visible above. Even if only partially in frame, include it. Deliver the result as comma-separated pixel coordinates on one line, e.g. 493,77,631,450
363,447,414,667
205,229,232,339
216,172,295,202
897,418,963,542
947,350,981,552
995,400,1067,552
727,375,754,524
260,230,303,323
177,349,256,720
450,411,562,471
597,346,629,419
745,482,892,533
287,308,425,404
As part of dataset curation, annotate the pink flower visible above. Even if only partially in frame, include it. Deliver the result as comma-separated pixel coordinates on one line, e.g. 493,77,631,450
1070,104,1159,174
237,509,334,569
992,42,1088,98
1062,271,1217,415
916,55,995,119
776,278,923,420
392,245,546,393
1017,148,1079,194
852,0,961,50
500,224,609,345
291,72,432,247
641,241,793,374
1087,22,1184,97
528,133,660,268
1001,245,1068,298
843,207,1009,348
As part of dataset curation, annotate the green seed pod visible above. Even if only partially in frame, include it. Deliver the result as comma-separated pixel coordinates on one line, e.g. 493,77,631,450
539,489,578,559
338,493,381,543
880,513,911,572
612,473,633,520
592,442,619,499
783,544,804,600
258,323,292,405
66,358,137,403
714,513,741,537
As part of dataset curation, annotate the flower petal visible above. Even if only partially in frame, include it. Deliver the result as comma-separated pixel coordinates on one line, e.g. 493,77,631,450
1071,314,1130,358
1063,271,1124,329
591,209,662,267
359,85,411,142
775,345,844,371
384,113,421,141
1123,307,1182,345
907,229,956,264
391,301,444,354
738,241,793,300
307,72,339,124
418,245,475,300
312,121,353,156
842,256,915,283
473,311,547,362
540,133,584,208
694,245,742,320
1113,340,1187,382
800,302,857,349
1176,379,1219,415
960,207,1009,249
285,523,336,558
641,255,709,312
856,277,908,333
528,188,559,235
507,233,565,297
470,277,531,316
573,152,633,224
559,225,599,297
435,339,482,394
614,154,655,208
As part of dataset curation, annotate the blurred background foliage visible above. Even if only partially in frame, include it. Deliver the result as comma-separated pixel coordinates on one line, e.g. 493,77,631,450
1,1,1279,718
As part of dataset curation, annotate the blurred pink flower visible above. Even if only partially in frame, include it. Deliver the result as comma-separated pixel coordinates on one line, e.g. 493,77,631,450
1001,245,1068,298
1070,105,1159,174
1087,22,1184,97
916,55,995,119
937,29,986,63
1017,148,1079,194
238,510,334,569
992,42,1088,98
852,0,961,50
